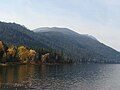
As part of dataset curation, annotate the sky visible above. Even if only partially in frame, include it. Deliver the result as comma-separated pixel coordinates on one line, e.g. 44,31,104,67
0,0,120,51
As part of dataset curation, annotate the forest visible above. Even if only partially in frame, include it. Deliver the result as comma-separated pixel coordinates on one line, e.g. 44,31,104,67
0,21,120,63
0,40,73,65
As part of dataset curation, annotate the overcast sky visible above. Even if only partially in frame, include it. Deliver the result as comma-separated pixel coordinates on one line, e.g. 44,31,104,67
0,0,120,51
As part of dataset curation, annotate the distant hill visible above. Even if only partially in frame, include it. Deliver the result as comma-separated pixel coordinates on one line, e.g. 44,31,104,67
0,21,120,63
0,22,48,48
34,27,98,41
34,27,120,62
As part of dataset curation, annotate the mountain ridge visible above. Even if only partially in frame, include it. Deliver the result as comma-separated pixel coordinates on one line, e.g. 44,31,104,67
33,27,120,62
33,27,98,41
0,21,120,63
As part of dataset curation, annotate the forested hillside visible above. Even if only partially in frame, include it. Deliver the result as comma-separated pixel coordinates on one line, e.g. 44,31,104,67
0,21,120,63
0,40,70,65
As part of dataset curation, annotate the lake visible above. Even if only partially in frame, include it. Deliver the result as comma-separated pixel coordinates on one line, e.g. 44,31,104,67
0,64,120,90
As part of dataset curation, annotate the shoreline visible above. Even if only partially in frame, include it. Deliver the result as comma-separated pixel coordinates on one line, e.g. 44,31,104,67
0,61,74,66
1,61,120,66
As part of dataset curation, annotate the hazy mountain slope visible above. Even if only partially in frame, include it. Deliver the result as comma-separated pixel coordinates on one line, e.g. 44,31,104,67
34,27,98,40
34,27,120,62
0,21,120,63
0,22,47,48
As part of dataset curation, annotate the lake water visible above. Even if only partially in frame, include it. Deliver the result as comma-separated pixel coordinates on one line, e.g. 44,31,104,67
0,64,120,90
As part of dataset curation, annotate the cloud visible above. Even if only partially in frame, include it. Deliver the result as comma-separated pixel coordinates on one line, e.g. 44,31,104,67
103,0,120,6
0,0,120,51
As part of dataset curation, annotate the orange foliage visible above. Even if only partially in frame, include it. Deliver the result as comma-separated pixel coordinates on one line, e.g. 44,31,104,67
7,46,16,57
18,46,29,62
0,41,4,51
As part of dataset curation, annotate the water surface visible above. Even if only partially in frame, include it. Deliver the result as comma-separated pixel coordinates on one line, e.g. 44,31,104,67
0,64,120,90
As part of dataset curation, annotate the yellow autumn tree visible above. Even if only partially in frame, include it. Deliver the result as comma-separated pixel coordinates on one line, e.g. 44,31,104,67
28,49,36,61
0,40,5,62
41,53,50,63
18,46,29,63
7,45,16,57
0,41,4,51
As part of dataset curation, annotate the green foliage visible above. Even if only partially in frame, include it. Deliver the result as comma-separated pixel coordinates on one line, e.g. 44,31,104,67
0,40,68,64
0,21,120,63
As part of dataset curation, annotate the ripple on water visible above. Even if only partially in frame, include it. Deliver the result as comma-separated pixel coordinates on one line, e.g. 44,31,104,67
1,64,120,90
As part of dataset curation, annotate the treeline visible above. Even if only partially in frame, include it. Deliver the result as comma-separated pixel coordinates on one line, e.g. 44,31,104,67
0,40,73,65
1,21,120,63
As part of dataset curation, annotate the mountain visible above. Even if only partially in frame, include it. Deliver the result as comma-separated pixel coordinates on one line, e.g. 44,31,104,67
0,21,48,48
34,27,120,62
84,34,98,41
0,21,120,63
34,27,98,41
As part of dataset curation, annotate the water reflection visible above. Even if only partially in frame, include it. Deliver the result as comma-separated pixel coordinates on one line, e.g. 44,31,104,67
0,64,120,90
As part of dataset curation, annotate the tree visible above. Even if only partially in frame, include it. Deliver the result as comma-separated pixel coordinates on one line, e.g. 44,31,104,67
28,49,36,61
0,41,4,62
41,53,50,63
18,46,29,63
6,45,16,62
